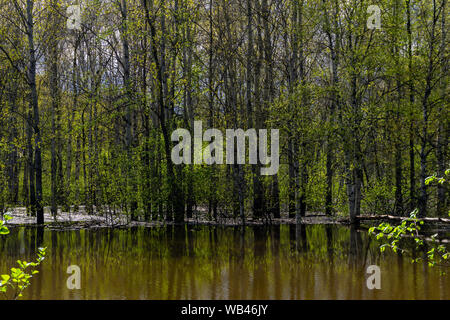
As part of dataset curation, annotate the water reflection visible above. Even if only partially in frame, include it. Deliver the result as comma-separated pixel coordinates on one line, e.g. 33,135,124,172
0,224,448,299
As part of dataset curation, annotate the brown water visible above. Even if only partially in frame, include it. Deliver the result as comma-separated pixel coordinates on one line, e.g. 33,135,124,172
0,224,448,299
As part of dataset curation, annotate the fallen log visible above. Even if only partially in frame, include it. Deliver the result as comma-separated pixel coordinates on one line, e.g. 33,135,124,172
357,227,450,244
357,215,450,223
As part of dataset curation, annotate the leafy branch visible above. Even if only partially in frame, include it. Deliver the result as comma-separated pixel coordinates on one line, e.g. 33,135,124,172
369,209,449,268
0,215,47,300
369,169,450,268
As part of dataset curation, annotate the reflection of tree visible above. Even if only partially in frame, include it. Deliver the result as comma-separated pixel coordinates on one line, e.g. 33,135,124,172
186,227,197,298
130,226,138,248
36,226,44,248
271,225,281,299
349,224,362,269
4,224,445,299
170,225,186,258
326,225,333,263
325,225,336,298
230,227,246,298
34,226,45,300
209,227,220,299
295,223,307,253
347,225,363,299
252,227,267,298
288,224,307,253
187,228,195,258
167,225,187,299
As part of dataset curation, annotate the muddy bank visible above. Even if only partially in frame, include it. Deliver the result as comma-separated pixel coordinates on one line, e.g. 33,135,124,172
5,206,449,232
2,206,345,230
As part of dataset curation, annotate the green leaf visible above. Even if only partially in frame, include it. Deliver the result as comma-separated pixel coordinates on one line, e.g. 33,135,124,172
1,274,10,282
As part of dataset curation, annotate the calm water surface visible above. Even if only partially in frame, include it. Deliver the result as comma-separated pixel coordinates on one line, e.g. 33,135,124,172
0,224,448,299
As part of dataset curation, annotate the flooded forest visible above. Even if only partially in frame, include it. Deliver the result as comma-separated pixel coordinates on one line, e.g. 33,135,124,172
0,0,448,300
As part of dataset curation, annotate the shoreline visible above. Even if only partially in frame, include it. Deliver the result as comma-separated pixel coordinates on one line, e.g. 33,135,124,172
3,207,449,232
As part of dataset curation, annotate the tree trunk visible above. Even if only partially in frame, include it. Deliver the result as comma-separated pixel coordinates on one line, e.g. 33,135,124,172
418,0,438,217
406,0,416,212
26,0,44,224
288,0,298,219
436,0,447,216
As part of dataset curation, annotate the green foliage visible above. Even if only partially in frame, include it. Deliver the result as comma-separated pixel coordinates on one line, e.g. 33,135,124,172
0,0,447,223
369,209,449,268
362,177,395,215
0,214,12,235
425,170,450,217
0,247,46,300
0,215,47,300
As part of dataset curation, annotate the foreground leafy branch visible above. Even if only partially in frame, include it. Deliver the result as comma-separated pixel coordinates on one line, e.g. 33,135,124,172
0,215,47,300
369,209,449,267
369,171,450,268
0,214,12,235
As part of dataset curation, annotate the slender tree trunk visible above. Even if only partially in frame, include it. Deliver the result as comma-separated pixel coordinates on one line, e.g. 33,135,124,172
120,0,138,220
418,0,438,217
184,0,195,220
393,1,404,216
436,0,447,216
208,0,218,220
143,0,184,222
296,0,307,220
406,0,416,212
49,0,61,218
7,79,19,205
248,0,264,219
288,0,298,219
66,37,79,212
26,0,43,224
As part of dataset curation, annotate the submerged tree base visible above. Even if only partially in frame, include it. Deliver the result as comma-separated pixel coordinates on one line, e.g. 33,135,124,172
4,206,345,230
4,206,450,232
